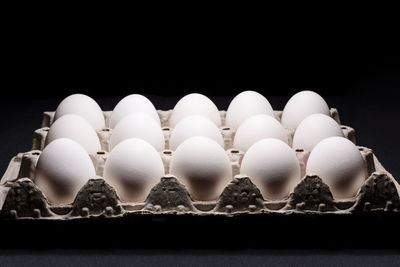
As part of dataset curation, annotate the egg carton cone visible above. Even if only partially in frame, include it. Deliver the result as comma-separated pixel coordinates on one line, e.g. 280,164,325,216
0,108,399,224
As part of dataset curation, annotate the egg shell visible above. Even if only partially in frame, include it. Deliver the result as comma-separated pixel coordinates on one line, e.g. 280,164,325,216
35,138,96,204
54,94,105,130
233,114,288,152
104,138,165,202
110,94,160,128
306,136,366,199
226,91,274,130
170,136,232,201
45,114,101,155
293,114,344,152
240,138,301,200
109,112,165,151
281,90,330,130
169,93,221,128
169,115,224,150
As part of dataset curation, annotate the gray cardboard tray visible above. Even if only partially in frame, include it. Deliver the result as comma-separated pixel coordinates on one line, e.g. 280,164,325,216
1,108,399,249
0,108,399,224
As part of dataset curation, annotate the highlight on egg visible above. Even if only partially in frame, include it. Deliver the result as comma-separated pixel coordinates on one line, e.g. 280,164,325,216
103,138,165,202
169,93,221,128
292,113,344,152
109,112,165,151
225,91,275,130
240,138,301,200
110,94,161,129
35,138,96,204
45,114,101,155
306,136,366,199
281,90,330,130
53,94,105,130
169,136,232,201
169,115,224,150
233,114,288,152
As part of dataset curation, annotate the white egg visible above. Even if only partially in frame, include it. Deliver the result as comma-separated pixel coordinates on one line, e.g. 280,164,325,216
35,138,96,204
45,114,101,155
306,136,366,199
233,114,288,152
240,138,300,200
281,90,330,130
109,112,165,151
293,114,344,152
103,138,165,202
169,93,221,128
226,91,274,130
170,136,232,201
169,115,224,150
110,94,160,128
54,94,105,130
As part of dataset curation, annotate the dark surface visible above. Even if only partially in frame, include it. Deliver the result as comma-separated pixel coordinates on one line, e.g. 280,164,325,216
1,249,398,267
0,93,399,266
0,212,399,249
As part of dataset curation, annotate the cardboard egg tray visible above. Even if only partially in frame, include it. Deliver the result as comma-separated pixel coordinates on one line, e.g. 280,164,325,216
0,107,399,226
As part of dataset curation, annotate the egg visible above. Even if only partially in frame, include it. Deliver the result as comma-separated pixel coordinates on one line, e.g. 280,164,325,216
293,114,344,152
306,136,366,199
169,115,224,150
109,112,165,151
110,94,160,128
281,90,330,130
54,94,105,130
233,114,288,152
103,138,165,202
226,91,274,130
169,93,221,128
35,138,96,204
170,136,232,200
45,114,101,155
240,138,300,200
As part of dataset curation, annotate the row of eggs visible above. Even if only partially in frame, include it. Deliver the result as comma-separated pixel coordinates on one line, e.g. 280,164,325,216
53,90,330,131
47,91,344,154
34,91,366,205
36,136,365,205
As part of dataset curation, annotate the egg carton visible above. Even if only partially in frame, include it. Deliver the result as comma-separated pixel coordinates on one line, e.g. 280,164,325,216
0,108,399,222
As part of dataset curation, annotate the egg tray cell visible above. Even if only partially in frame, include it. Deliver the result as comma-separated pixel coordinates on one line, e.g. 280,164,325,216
0,109,399,222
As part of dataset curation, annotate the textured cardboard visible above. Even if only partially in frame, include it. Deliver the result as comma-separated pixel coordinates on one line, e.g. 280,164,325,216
0,108,398,220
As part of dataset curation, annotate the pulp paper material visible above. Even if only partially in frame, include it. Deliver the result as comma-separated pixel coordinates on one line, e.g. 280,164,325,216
0,108,398,219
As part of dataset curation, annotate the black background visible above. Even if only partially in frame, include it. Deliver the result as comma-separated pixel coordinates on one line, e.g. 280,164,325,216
1,18,400,266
